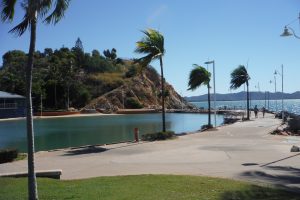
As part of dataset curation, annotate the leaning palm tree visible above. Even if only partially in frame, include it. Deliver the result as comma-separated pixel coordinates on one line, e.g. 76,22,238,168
188,65,212,127
1,1,70,199
230,65,251,120
135,29,166,132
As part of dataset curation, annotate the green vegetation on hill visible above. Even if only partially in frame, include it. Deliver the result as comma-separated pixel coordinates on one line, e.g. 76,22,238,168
0,40,193,112
1,175,299,200
0,40,140,111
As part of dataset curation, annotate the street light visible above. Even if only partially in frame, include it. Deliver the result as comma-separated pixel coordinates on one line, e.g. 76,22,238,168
273,73,278,112
280,13,300,39
204,60,216,127
274,65,284,120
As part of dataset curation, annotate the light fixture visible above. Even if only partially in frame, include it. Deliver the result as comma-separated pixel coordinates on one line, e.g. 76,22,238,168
280,26,293,37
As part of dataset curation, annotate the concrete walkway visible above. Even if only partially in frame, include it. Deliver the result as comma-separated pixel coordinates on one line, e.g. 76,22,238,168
1,113,300,191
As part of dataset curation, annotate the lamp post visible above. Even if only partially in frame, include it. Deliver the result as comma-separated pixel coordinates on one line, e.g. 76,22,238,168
67,61,73,110
274,65,284,120
122,89,125,109
280,13,300,39
268,80,273,110
40,93,42,117
274,73,277,112
204,60,216,127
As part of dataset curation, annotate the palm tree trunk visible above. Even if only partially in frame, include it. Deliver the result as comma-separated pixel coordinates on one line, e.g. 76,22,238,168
26,11,38,200
159,56,166,132
246,81,250,120
207,83,211,126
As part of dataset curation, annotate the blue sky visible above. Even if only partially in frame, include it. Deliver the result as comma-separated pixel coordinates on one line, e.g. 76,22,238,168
0,0,300,96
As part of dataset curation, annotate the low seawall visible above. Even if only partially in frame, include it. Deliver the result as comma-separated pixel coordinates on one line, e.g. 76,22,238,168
34,111,81,116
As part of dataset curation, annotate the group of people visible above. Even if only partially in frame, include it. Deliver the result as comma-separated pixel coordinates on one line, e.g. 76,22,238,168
254,105,266,118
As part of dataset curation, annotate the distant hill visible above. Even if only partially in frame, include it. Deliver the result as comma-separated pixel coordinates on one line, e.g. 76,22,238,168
185,91,300,102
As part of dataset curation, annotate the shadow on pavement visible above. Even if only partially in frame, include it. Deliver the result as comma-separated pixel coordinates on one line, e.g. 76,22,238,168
61,142,146,156
240,165,300,193
260,153,300,167
62,146,107,156
220,184,300,200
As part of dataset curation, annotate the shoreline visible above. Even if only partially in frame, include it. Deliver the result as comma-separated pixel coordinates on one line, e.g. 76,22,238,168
0,108,236,122
0,112,121,122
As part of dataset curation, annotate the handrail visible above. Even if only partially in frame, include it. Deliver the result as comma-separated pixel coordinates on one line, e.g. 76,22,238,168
0,103,17,109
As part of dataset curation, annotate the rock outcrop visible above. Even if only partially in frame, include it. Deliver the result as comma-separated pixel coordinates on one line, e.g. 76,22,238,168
84,67,195,113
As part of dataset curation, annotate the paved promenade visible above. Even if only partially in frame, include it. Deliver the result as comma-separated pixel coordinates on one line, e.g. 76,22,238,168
1,113,300,191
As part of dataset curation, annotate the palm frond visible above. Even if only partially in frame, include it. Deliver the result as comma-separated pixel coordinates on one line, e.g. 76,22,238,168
188,65,211,91
134,54,153,69
230,65,250,89
44,0,70,24
8,14,30,36
1,0,17,22
135,28,164,58
37,0,52,18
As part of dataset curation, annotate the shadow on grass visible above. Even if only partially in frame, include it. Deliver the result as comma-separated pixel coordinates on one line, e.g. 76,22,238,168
240,165,300,193
220,185,300,200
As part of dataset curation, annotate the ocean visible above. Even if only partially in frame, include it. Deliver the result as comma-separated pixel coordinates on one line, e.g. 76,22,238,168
191,99,300,115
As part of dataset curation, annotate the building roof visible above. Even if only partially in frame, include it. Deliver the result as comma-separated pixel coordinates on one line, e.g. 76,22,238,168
0,91,25,99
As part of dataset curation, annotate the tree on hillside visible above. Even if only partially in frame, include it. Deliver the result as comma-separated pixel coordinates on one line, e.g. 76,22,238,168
135,29,167,132
72,37,84,69
75,37,84,52
103,48,117,60
230,65,251,120
1,0,71,199
188,65,212,127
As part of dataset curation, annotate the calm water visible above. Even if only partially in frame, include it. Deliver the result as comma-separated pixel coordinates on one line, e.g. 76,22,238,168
192,99,300,115
0,113,223,152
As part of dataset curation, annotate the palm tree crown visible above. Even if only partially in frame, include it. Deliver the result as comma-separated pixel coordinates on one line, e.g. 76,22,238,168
230,65,250,89
230,65,251,120
188,64,211,91
135,28,165,68
188,64,212,127
1,0,70,36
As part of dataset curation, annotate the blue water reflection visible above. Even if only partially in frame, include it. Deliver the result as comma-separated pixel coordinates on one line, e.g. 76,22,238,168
0,113,223,152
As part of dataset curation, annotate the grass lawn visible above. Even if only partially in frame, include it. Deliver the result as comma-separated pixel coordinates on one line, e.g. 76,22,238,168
0,175,299,200
14,153,27,161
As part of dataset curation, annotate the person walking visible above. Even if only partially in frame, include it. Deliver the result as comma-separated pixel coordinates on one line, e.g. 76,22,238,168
262,107,266,118
254,105,258,118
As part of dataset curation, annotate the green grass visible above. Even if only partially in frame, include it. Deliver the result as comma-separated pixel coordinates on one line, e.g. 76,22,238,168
0,175,299,200
14,153,27,161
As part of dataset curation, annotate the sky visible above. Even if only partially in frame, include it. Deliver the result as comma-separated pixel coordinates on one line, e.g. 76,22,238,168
0,0,300,97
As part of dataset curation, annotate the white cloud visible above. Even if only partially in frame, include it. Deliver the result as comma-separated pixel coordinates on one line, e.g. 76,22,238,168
147,4,168,25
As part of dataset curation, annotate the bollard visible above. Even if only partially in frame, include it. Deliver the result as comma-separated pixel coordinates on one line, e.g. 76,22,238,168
134,128,139,142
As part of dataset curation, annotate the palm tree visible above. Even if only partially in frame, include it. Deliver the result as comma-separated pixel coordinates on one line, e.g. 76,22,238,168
135,29,166,132
1,1,70,199
230,65,251,120
188,64,212,127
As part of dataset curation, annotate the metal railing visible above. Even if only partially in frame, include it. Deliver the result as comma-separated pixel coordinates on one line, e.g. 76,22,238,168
0,103,17,109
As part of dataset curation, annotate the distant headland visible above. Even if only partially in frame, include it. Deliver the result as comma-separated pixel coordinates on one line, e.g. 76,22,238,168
185,91,300,102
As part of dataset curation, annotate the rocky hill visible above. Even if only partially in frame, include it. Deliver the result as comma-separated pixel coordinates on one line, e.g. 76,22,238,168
0,48,195,112
84,67,195,113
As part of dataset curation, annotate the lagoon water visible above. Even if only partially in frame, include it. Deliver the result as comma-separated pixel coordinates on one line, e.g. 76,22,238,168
0,113,223,152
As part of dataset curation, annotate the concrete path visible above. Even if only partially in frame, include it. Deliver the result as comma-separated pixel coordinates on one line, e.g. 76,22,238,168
1,113,300,191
